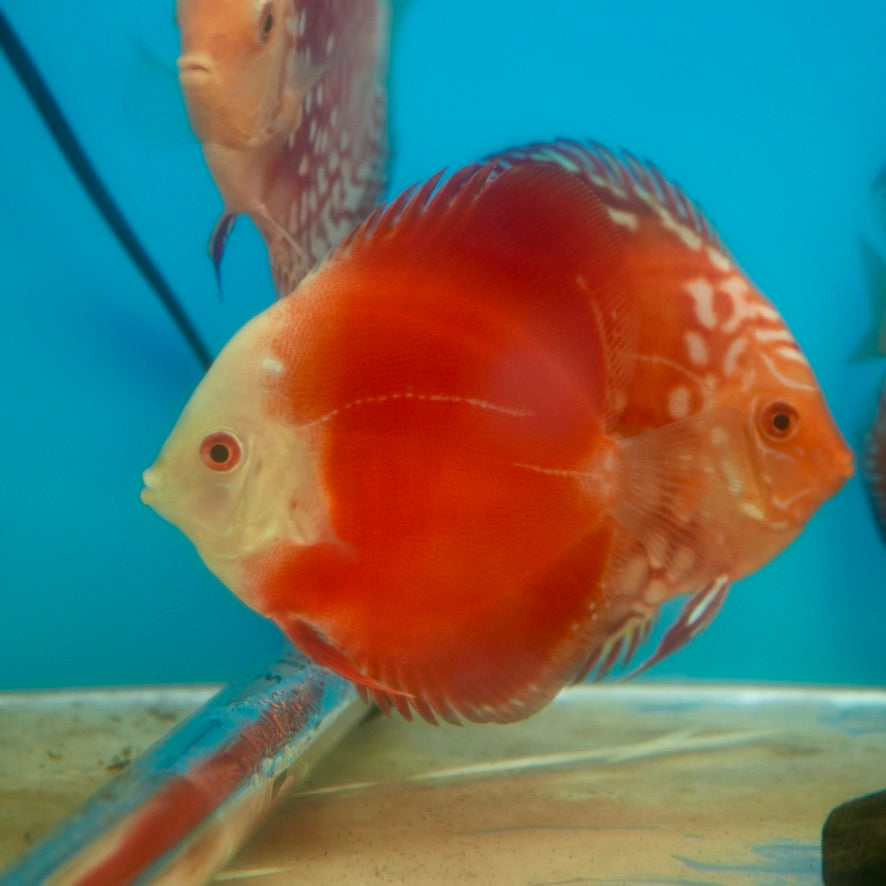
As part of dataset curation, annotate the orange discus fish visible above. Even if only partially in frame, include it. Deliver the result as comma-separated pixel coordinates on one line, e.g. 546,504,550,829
492,141,855,675
142,153,851,725
176,0,389,294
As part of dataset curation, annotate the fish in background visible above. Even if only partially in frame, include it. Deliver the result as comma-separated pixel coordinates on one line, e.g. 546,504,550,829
142,149,852,726
866,380,886,542
856,160,886,540
176,0,390,295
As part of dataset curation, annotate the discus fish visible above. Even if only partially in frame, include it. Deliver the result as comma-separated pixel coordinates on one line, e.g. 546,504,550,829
176,0,389,295
142,154,851,725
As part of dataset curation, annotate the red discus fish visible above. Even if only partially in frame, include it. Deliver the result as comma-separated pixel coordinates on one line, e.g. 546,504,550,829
142,154,851,725
491,141,854,675
176,0,389,294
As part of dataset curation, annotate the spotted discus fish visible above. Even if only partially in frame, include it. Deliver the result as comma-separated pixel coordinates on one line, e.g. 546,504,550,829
142,152,851,725
176,0,389,295
492,140,855,675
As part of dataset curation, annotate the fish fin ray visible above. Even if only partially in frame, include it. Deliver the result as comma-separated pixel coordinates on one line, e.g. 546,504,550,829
287,619,413,698
209,213,237,299
612,408,749,575
490,138,727,256
624,577,732,678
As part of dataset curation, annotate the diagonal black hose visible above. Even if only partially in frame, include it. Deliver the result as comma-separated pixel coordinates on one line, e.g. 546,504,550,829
0,11,212,369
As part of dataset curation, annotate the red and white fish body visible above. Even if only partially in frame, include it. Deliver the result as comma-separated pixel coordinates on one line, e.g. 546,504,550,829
492,142,854,672
143,149,852,724
176,0,389,294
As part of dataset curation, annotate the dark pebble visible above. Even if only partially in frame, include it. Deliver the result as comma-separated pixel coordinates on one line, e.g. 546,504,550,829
822,787,886,884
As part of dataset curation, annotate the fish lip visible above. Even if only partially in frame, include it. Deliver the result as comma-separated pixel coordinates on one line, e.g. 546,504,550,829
177,53,216,86
141,467,158,506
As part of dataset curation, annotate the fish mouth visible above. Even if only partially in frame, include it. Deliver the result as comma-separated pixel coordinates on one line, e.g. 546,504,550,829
141,467,159,507
177,53,216,87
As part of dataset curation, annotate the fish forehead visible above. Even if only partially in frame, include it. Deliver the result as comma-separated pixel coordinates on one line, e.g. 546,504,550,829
177,0,259,39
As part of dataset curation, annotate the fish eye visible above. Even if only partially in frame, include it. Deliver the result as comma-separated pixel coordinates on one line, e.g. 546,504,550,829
258,3,274,42
200,431,242,472
758,400,799,441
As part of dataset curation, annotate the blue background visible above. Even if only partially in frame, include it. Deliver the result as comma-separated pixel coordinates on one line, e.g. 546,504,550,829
1,0,883,689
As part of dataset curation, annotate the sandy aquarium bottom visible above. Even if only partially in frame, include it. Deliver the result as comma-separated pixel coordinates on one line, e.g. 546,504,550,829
0,682,884,884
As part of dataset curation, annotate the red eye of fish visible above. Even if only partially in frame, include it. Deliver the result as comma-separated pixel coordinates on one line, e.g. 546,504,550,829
759,401,799,441
258,3,274,42
200,432,242,472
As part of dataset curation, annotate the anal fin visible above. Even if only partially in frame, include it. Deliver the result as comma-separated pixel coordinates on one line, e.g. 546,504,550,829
287,619,413,700
625,577,731,679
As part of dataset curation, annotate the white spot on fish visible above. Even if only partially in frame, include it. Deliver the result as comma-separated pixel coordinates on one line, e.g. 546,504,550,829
719,457,744,494
676,225,703,250
706,246,733,272
774,344,810,365
610,388,628,416
684,278,717,329
752,303,782,323
721,336,747,376
710,426,730,447
667,386,691,419
262,357,284,374
607,208,639,231
326,33,335,55
655,203,703,250
684,330,709,366
719,274,750,300
759,351,816,390
753,327,795,344
740,501,766,520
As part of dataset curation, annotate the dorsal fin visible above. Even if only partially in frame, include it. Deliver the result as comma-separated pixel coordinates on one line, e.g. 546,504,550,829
489,139,728,256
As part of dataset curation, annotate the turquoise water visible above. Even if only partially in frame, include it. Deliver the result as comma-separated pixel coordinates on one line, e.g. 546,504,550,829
1,0,883,690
